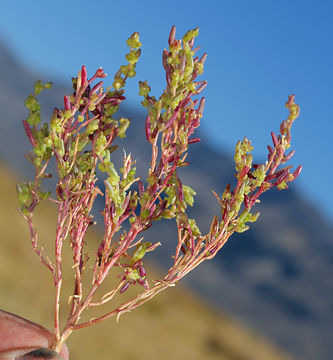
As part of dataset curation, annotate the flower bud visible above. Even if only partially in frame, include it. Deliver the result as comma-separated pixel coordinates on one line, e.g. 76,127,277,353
119,282,130,294
95,67,107,78
81,65,88,85
22,119,37,147
168,26,176,45
139,265,146,278
271,131,279,147
64,95,71,110
292,165,302,180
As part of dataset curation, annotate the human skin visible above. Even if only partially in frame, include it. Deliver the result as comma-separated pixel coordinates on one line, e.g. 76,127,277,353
0,310,69,360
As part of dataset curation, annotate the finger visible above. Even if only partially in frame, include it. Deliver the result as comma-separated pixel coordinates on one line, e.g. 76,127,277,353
0,311,68,360
17,348,63,359
0,347,63,360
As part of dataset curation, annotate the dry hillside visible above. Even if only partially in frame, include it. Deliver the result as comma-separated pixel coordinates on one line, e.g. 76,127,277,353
0,162,294,360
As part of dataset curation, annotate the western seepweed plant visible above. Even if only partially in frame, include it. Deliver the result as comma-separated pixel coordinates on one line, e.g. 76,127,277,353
16,26,301,352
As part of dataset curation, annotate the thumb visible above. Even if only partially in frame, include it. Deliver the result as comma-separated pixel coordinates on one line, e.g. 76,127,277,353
0,310,68,360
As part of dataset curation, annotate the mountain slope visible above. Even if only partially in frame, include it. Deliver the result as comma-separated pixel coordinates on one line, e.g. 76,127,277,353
0,161,294,360
1,39,332,359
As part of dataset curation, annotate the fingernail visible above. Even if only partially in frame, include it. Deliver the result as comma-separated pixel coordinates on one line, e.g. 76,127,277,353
0,348,63,360
17,348,63,360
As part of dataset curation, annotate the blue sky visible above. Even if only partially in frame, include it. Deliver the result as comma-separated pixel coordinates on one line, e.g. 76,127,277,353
1,0,332,223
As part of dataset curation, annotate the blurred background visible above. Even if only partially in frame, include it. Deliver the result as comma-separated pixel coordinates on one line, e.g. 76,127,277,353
0,1,332,359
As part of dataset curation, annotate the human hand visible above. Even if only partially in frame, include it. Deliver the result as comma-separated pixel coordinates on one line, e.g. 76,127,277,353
0,310,69,360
